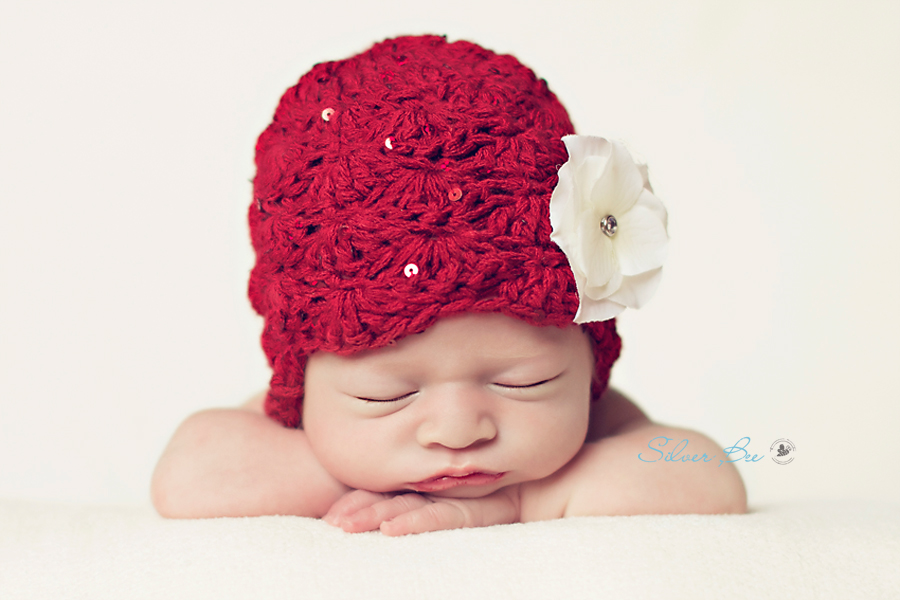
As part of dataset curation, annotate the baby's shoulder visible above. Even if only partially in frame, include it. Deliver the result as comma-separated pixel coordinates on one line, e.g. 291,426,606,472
240,391,267,414
518,391,654,521
518,432,639,521
516,444,593,522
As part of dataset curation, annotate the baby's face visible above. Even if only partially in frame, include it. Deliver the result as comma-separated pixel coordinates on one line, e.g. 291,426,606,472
302,312,594,498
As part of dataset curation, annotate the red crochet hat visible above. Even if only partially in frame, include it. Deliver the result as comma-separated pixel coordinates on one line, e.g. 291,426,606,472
250,35,621,427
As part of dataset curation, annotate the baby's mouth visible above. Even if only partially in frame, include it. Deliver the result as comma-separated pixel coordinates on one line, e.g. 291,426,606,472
408,471,505,493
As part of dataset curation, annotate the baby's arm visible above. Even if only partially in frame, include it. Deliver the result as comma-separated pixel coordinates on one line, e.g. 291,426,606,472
151,393,349,518
521,389,747,520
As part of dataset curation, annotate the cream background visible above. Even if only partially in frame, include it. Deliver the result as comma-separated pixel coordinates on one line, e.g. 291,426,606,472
1,0,897,508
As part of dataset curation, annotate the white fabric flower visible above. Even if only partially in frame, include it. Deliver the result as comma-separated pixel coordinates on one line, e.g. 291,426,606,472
549,135,669,323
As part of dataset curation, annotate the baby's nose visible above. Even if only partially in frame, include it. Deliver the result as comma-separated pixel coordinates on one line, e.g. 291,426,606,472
415,389,498,450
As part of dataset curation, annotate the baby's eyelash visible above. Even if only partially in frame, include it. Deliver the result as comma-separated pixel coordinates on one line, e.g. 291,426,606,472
496,375,560,389
356,392,415,403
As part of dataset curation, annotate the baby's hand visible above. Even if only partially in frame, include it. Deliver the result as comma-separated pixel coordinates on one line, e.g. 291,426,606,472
322,487,520,536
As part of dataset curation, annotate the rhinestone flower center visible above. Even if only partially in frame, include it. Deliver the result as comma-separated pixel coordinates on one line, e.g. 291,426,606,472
600,215,618,238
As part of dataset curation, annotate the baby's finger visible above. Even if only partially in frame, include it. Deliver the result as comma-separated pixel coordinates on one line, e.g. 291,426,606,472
380,501,466,536
338,493,431,533
323,489,389,525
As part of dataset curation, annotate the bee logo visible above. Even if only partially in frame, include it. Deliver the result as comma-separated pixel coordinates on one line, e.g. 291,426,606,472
770,439,796,465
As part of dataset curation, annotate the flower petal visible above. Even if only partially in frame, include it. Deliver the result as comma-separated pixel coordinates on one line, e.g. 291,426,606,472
576,218,617,287
574,296,626,323
636,162,653,192
584,269,623,301
549,163,579,245
589,140,645,218
567,265,622,324
561,135,611,167
606,268,663,309
577,156,612,209
562,136,613,214
636,186,668,229
613,191,669,276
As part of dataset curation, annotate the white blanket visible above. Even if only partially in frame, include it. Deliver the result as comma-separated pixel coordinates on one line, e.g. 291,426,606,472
1,499,897,599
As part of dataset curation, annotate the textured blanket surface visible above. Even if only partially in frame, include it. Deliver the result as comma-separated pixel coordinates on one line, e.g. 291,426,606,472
1,499,897,600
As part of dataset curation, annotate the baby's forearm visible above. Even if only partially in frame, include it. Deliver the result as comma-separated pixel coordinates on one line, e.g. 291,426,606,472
151,409,349,518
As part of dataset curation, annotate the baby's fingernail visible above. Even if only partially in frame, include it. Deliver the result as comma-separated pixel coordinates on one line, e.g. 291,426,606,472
380,520,403,537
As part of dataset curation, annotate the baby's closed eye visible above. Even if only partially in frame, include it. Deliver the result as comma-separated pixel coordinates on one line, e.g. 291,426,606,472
356,392,417,403
493,375,559,389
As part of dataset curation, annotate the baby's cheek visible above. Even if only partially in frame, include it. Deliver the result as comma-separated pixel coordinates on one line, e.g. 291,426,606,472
309,421,397,491
531,406,589,476
303,414,355,478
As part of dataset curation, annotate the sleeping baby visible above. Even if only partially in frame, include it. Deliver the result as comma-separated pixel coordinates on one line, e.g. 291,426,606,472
151,35,746,535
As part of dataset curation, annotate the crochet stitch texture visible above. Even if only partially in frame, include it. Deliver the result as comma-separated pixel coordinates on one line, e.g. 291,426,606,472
249,35,621,428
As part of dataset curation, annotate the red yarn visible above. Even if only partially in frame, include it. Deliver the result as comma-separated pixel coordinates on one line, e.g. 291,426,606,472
249,35,621,428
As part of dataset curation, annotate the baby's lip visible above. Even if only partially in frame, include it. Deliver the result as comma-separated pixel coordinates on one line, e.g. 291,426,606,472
408,470,505,493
